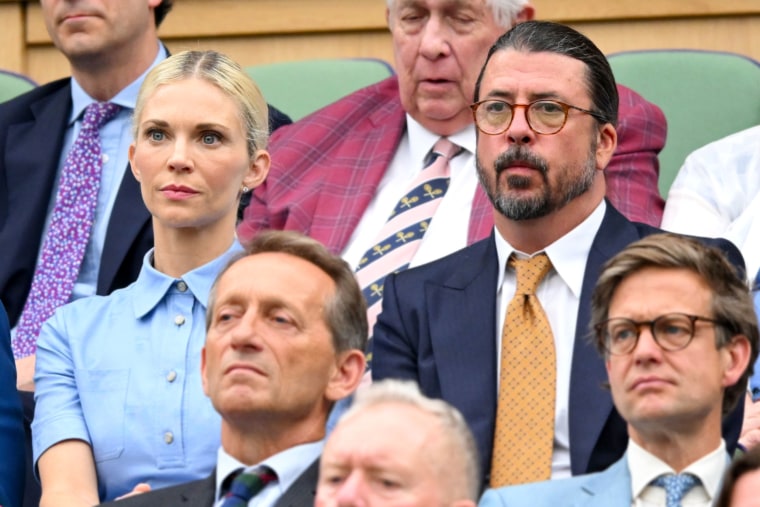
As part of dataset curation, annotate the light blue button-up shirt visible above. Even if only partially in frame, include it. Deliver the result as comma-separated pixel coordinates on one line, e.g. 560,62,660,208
32,241,243,501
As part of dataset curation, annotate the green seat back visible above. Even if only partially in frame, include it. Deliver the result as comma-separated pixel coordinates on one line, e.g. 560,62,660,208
0,69,36,104
608,50,760,196
246,58,394,121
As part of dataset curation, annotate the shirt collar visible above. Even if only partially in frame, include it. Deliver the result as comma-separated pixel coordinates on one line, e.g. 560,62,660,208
627,438,728,502
494,200,606,298
405,114,476,168
68,43,168,124
132,240,244,318
215,440,324,501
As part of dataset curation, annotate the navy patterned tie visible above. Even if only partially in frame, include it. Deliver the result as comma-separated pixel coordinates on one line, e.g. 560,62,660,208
13,102,120,358
652,473,700,507
355,137,462,366
221,466,277,507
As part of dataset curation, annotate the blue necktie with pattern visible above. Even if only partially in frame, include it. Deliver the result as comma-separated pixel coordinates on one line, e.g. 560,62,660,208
221,466,277,507
652,473,701,507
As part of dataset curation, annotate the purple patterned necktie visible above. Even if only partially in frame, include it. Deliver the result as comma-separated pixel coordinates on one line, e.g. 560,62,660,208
12,102,121,359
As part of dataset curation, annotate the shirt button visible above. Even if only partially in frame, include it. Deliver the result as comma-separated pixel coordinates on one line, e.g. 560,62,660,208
166,370,177,382
102,153,109,163
174,315,186,326
164,432,174,444
176,281,188,292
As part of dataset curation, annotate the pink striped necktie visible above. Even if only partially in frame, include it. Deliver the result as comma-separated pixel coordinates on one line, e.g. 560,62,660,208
356,137,462,345
12,102,121,359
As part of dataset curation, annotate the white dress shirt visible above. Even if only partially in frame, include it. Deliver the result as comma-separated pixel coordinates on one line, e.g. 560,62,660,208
214,440,323,507
628,439,727,506
662,125,760,280
341,114,479,270
493,200,606,479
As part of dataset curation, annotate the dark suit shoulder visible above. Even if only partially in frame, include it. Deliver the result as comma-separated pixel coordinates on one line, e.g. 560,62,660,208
267,104,292,133
0,77,71,120
275,457,320,507
98,475,215,507
391,235,494,286
625,216,745,277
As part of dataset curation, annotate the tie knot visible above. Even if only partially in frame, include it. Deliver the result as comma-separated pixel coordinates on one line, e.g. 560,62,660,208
510,253,552,295
222,466,277,506
82,102,121,130
426,137,461,166
652,473,701,506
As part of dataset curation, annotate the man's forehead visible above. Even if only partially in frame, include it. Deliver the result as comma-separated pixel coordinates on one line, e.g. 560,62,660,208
395,0,489,12
481,49,590,96
218,252,334,302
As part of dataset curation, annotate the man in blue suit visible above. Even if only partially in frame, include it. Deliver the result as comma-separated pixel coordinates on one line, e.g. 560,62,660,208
479,233,757,506
371,20,745,488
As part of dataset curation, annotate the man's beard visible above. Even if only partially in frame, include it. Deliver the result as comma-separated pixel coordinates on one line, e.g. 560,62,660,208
476,142,598,221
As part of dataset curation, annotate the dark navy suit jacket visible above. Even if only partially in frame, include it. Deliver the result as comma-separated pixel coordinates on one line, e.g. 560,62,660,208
0,302,25,507
0,77,290,327
372,203,745,487
99,459,320,507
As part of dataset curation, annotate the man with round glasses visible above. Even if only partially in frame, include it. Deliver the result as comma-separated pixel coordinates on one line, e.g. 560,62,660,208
479,232,757,506
372,20,746,489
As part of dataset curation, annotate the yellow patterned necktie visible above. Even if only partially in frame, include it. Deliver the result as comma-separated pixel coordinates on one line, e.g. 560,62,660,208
490,252,555,487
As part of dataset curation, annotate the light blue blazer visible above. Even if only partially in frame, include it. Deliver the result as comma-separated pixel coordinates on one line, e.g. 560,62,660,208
479,452,733,507
478,457,633,507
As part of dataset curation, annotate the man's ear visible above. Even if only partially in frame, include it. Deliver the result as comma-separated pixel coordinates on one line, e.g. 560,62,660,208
595,122,618,172
515,4,535,23
326,350,366,402
722,335,752,388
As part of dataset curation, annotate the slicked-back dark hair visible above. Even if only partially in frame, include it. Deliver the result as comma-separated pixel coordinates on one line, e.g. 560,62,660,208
474,20,618,127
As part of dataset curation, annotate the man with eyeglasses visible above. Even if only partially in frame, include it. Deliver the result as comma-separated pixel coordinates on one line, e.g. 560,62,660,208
479,233,757,506
372,20,746,490
238,1,666,351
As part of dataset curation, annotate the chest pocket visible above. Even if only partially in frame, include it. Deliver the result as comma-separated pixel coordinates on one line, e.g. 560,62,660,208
76,368,129,462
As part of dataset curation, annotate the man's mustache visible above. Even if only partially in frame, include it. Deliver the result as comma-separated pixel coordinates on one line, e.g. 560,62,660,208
494,146,549,176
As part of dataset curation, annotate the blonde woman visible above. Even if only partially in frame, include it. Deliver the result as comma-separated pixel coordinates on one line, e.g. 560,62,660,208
32,50,270,507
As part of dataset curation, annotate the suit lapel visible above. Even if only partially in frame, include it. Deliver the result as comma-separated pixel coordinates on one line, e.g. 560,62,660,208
5,87,70,210
97,163,151,293
578,456,633,506
427,236,499,475
569,204,642,474
309,88,406,253
0,83,71,323
178,473,217,505
274,457,320,507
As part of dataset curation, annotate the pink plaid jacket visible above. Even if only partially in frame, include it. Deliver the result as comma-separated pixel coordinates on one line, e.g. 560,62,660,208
239,77,665,250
